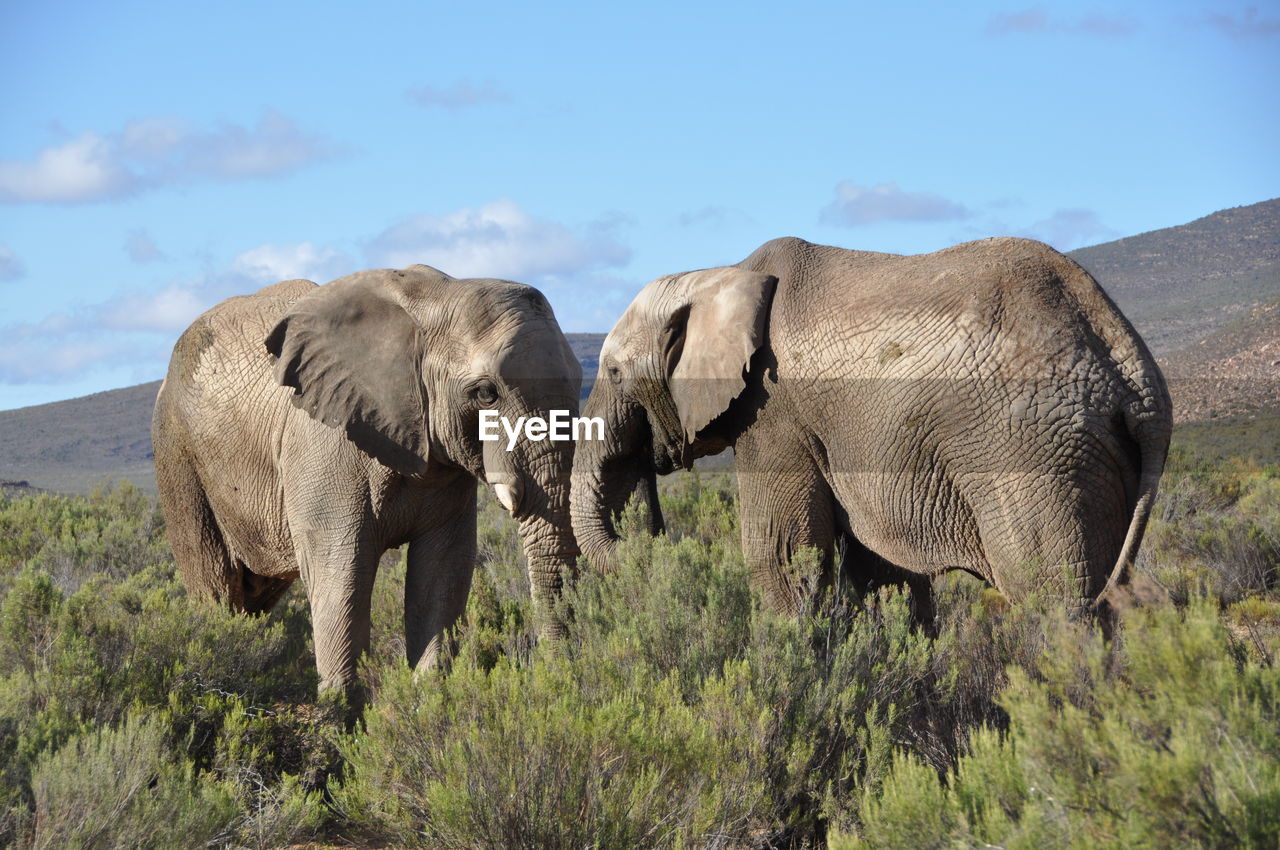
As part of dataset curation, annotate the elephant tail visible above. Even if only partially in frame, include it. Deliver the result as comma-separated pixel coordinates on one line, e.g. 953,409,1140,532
1097,405,1171,604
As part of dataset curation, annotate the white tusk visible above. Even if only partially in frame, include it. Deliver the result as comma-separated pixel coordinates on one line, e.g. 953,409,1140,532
485,471,523,515
492,482,519,514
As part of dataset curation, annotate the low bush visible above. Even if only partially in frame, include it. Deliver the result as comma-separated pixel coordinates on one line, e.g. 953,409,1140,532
28,712,236,850
337,504,958,848
1143,448,1280,604
0,437,1276,848
840,599,1280,849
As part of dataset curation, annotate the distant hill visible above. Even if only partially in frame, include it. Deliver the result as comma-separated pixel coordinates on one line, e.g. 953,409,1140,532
1159,297,1280,422
3,201,1278,493
1069,198,1280,357
0,381,161,493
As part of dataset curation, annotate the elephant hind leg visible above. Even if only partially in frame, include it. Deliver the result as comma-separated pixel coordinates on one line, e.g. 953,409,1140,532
155,445,245,607
977,494,1119,618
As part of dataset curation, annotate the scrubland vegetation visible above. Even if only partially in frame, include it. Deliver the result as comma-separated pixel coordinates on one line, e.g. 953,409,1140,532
0,444,1277,848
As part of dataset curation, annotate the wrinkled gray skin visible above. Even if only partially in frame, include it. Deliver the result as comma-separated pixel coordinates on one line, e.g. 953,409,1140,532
153,265,581,697
572,237,1172,620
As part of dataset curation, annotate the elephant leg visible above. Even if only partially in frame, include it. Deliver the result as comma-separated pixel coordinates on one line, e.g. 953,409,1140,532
294,527,381,698
404,497,478,674
155,448,242,607
736,437,837,614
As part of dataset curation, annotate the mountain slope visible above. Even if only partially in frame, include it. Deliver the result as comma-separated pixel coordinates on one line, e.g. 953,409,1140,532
0,381,161,493
1159,297,1280,422
1069,198,1280,357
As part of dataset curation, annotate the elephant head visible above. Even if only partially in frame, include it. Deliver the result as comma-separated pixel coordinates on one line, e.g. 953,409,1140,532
265,264,582,630
571,266,776,567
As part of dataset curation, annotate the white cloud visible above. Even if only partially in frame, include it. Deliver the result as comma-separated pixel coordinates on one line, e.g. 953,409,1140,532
1016,208,1119,251
0,110,334,205
821,181,970,227
365,199,631,280
0,235,358,384
0,133,137,203
98,285,214,333
0,244,25,281
0,201,627,387
407,80,512,110
231,241,354,284
0,333,144,383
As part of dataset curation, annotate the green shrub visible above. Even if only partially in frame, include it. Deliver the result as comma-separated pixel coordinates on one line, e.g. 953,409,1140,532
336,500,942,848
0,487,333,848
0,482,168,596
1143,449,1279,604
843,598,1280,849
28,711,236,850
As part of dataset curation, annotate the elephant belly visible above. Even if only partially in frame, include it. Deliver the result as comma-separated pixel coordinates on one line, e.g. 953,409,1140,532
203,478,299,579
831,470,987,578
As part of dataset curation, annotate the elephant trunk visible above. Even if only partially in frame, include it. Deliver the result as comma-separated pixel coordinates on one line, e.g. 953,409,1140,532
570,396,664,572
513,438,581,641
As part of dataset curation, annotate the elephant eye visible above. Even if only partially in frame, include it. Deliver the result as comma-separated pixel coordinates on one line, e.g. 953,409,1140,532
474,382,499,405
607,364,622,386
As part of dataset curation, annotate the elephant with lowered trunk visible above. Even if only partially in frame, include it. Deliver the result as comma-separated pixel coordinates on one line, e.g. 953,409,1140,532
572,236,1172,619
153,265,581,698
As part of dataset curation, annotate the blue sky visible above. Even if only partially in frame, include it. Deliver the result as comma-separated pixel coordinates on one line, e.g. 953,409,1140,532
2,0,1277,409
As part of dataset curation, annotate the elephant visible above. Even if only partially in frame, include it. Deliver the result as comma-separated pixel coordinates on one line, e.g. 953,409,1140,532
571,237,1173,620
152,265,582,698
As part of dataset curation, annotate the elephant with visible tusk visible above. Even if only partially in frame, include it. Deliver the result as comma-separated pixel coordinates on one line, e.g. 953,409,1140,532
153,265,581,700
571,237,1173,621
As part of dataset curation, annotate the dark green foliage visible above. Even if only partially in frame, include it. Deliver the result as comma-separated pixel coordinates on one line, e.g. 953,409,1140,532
0,482,168,596
0,485,334,848
0,437,1277,848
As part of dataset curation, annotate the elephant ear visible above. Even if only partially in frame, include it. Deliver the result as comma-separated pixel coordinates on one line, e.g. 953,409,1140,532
665,268,776,442
265,268,447,476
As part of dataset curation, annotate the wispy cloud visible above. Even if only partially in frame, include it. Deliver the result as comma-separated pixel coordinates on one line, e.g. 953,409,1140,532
0,110,335,205
366,198,631,280
821,181,970,227
0,239,356,384
0,199,628,385
1015,208,1119,251
986,7,1137,36
124,230,164,264
0,313,149,382
1204,6,1280,39
231,241,354,285
407,80,512,111
97,285,214,333
0,245,25,281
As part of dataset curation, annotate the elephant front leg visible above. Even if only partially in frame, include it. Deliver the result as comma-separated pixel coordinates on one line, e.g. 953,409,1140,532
404,498,478,674
736,440,838,614
295,528,381,701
